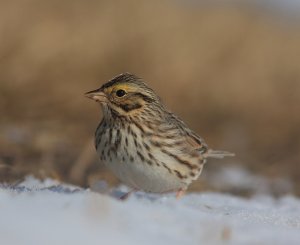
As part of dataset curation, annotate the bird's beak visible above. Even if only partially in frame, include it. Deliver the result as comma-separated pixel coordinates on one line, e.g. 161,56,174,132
85,88,107,103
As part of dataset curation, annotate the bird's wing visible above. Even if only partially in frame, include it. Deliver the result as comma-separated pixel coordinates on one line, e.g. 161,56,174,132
163,112,234,158
164,112,209,154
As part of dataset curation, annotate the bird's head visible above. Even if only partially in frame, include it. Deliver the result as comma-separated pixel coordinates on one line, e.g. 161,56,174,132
85,73,161,117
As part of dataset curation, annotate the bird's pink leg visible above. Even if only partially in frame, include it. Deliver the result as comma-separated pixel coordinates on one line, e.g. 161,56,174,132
176,189,186,199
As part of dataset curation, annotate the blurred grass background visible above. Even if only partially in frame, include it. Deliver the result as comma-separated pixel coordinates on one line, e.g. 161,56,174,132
0,0,299,195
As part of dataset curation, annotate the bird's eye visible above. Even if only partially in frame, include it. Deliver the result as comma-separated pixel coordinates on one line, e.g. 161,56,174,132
116,89,126,97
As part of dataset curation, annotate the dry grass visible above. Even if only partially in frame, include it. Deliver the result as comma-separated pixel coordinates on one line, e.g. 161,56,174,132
1,0,300,195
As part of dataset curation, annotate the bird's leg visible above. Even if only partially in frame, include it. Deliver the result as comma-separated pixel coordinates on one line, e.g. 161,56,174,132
119,189,137,200
176,188,186,199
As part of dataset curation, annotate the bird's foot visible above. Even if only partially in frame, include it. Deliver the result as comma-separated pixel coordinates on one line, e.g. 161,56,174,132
119,189,137,200
176,189,186,199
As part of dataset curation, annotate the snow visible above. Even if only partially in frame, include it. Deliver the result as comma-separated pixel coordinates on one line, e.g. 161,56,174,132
203,165,293,196
0,177,300,245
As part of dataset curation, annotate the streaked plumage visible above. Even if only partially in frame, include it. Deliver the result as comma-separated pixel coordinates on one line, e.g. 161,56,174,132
86,73,233,197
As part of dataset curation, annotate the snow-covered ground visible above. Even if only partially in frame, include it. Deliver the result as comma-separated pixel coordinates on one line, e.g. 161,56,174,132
0,177,300,245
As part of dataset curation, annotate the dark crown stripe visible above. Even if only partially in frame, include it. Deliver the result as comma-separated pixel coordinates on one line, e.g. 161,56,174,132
101,73,142,89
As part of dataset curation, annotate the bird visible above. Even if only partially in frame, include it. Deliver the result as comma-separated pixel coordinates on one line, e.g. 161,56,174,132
85,73,234,199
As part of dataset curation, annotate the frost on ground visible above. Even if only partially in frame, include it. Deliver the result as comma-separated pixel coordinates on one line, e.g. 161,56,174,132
203,165,293,196
0,176,300,245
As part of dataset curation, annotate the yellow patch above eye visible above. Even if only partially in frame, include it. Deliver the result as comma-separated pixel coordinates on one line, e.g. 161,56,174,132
113,84,129,92
106,84,136,94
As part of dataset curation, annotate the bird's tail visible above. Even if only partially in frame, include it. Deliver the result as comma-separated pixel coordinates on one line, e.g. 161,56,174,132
204,149,235,159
